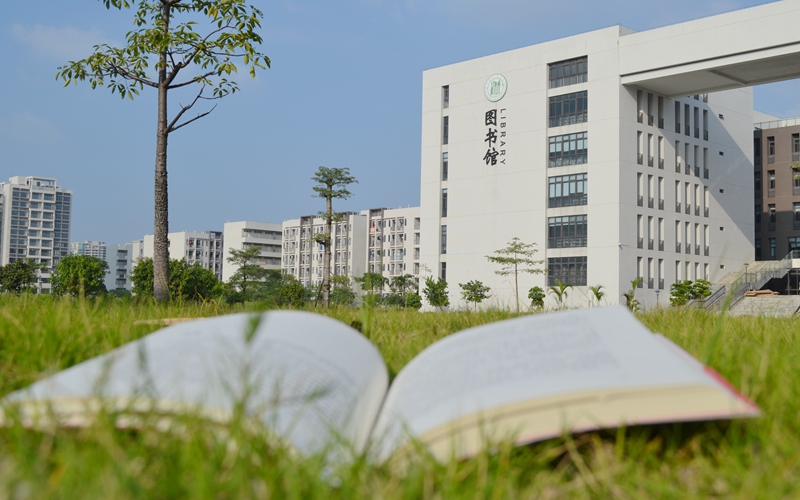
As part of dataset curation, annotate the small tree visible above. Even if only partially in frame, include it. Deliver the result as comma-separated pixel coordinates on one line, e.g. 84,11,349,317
131,258,218,301
226,246,268,300
354,272,387,306
692,279,712,300
528,286,546,310
52,255,109,297
311,167,358,307
0,259,44,294
330,275,356,306
460,280,491,311
486,237,544,313
423,276,450,312
549,280,572,309
57,0,270,301
387,274,418,308
588,284,605,306
624,277,643,312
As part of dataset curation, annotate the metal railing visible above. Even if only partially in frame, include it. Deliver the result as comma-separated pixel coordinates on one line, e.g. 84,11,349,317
705,250,800,311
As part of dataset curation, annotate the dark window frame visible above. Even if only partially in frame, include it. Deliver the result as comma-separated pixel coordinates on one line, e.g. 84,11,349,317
549,132,588,167
548,215,588,248
549,91,587,127
548,56,588,89
548,173,588,207
547,256,588,286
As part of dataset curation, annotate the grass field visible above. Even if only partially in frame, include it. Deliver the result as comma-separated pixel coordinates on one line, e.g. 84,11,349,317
0,295,798,499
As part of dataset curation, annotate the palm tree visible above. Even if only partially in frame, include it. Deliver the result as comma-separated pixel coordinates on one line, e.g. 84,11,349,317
588,284,605,306
548,280,572,309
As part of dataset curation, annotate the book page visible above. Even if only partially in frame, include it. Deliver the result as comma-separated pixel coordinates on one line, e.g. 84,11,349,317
5,311,388,455
371,306,750,460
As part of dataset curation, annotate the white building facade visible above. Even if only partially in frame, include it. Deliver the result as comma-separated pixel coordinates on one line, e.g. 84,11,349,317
221,221,282,282
143,230,225,281
0,176,73,293
70,241,107,261
362,206,421,292
282,213,367,287
418,2,800,309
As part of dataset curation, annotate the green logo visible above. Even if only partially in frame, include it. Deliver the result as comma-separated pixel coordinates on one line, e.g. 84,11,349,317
484,74,507,102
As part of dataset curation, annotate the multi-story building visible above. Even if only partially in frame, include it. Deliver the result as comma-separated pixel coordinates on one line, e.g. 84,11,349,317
221,221,282,282
419,2,800,310
104,239,144,291
70,241,107,261
754,116,800,261
0,176,73,293
362,207,421,291
282,213,367,287
143,230,225,281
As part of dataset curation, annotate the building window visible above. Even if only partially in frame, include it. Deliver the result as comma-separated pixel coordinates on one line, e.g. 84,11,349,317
769,204,776,223
549,132,587,166
441,189,448,218
755,238,762,259
790,237,800,252
755,204,761,224
442,152,448,181
442,116,449,145
548,56,588,89
754,171,761,191
548,173,587,207
795,202,800,221
794,133,800,160
548,215,588,248
442,85,449,109
440,225,447,254
768,136,775,157
549,91,587,127
770,237,777,258
754,137,761,161
547,256,587,286
440,262,446,281
768,170,776,190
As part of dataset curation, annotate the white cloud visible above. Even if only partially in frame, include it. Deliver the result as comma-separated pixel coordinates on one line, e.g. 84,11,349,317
11,24,113,61
0,112,66,147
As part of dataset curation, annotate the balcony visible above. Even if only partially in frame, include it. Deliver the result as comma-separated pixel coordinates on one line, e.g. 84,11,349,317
637,153,643,165
648,278,654,289
686,243,691,254
648,156,654,167
676,242,682,253
794,152,800,162
637,237,643,249
648,197,654,209
704,246,710,256
659,240,665,251
658,118,664,129
695,206,700,216
659,158,664,170
695,166,700,177
637,279,644,288
704,168,709,179
676,202,682,213
638,110,644,123
705,207,709,217
695,244,700,255
675,161,681,173
675,122,681,134
694,128,700,139
659,199,665,210
637,195,643,207
704,130,709,141
767,156,775,164
685,125,691,136
648,238,654,250
648,114,654,126
685,164,691,175
685,204,691,215
659,278,665,289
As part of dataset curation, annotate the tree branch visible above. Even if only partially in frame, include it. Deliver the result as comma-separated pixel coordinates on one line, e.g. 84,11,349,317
110,64,159,88
167,71,216,90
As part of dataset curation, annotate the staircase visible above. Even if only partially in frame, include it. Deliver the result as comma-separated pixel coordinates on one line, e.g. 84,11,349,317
703,250,800,312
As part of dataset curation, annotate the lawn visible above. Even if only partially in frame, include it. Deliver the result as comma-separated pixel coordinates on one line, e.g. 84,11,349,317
0,295,798,499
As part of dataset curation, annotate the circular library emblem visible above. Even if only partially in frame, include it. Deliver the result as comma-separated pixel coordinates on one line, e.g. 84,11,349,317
484,74,508,102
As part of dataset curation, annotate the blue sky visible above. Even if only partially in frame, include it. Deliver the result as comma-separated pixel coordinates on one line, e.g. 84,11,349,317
2,0,798,245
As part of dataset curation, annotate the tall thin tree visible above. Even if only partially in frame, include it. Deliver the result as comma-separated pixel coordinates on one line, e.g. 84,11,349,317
486,237,544,313
311,167,358,307
56,0,270,301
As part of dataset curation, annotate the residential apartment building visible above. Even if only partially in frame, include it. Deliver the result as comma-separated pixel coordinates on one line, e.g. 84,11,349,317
143,230,225,281
754,117,800,260
104,239,144,291
70,241,107,261
281,213,367,287
0,176,73,293
419,2,800,309
362,206,421,291
221,221,282,282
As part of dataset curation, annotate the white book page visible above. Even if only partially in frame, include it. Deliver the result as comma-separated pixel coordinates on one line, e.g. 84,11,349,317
6,311,388,455
371,306,728,459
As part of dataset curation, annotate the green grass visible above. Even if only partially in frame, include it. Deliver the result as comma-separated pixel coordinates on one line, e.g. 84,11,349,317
1,296,799,498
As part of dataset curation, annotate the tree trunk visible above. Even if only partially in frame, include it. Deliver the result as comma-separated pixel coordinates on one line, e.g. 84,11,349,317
153,3,171,302
322,190,332,307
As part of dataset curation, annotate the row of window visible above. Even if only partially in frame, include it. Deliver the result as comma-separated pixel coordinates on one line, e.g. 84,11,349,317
755,237,800,259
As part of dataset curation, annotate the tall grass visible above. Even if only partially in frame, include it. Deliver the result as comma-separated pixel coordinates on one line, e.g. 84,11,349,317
1,297,799,498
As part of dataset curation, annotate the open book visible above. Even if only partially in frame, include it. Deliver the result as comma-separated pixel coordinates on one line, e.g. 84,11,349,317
1,307,758,461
